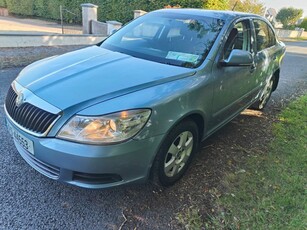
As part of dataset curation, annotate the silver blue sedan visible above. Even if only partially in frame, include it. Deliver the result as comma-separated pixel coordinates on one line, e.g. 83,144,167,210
4,9,285,188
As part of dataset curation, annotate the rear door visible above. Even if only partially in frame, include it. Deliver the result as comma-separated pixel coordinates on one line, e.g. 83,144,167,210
252,19,279,94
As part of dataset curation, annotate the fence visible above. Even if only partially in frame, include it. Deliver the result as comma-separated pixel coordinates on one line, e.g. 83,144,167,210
276,29,307,39
59,5,82,35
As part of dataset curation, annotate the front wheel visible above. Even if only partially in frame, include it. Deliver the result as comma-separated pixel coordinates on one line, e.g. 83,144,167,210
251,76,274,110
152,119,199,186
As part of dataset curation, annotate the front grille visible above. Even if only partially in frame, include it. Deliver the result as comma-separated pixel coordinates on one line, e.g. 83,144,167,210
5,86,59,135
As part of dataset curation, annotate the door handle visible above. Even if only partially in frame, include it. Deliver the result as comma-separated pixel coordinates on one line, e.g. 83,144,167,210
250,63,256,73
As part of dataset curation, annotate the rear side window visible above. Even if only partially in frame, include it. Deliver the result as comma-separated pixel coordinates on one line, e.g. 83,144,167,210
253,19,276,51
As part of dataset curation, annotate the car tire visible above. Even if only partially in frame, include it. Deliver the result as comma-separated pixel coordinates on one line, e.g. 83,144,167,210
251,75,274,110
152,119,199,186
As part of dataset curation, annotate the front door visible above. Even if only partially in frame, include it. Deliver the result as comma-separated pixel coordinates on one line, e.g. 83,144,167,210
210,19,255,130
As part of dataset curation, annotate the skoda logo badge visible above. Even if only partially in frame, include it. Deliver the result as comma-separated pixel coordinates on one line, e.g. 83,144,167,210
15,92,24,107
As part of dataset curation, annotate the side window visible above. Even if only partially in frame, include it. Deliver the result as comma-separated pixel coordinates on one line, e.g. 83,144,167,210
223,20,251,59
267,26,276,47
253,19,276,51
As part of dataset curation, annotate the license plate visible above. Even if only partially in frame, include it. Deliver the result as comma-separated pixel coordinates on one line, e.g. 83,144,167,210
7,121,34,155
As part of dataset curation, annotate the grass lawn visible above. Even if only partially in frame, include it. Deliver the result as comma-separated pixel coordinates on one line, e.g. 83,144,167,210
178,94,307,229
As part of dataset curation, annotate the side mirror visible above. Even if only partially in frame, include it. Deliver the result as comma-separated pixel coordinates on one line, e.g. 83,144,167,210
220,49,253,67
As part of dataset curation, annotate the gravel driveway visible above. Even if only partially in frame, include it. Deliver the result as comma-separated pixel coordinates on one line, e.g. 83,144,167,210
0,42,306,229
0,15,82,34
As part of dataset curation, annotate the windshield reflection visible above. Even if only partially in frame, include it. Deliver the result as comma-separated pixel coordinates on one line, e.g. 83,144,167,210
101,12,224,68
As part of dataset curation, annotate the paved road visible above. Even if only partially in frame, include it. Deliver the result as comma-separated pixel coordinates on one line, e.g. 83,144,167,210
0,42,307,229
272,41,307,104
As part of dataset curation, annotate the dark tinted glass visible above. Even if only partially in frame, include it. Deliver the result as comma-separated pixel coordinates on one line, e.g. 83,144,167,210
254,19,276,51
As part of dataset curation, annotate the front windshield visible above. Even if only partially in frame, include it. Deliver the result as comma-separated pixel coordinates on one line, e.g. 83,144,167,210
101,11,224,68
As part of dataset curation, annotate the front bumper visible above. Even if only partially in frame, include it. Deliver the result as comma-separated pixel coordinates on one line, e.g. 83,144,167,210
7,119,163,189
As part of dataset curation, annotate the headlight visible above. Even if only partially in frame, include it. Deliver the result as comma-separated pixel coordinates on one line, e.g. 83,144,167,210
57,109,151,144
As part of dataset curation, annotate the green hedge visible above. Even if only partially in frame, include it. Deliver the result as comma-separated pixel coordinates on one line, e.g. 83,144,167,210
6,0,34,16
1,0,203,24
0,0,6,7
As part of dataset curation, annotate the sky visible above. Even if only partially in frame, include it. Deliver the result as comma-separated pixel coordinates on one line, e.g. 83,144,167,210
261,0,307,17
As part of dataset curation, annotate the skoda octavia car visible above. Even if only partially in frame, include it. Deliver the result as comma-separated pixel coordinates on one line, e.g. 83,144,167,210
5,9,285,188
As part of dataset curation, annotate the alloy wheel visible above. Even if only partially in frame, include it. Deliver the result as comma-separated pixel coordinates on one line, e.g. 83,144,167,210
164,131,194,177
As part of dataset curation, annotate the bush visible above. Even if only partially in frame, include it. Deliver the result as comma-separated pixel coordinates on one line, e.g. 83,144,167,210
284,25,296,30
300,18,307,30
0,0,7,7
6,0,34,16
2,0,203,24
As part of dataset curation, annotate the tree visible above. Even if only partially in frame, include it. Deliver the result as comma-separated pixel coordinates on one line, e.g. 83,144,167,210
203,0,228,10
276,7,303,28
300,18,307,30
165,0,203,9
229,0,265,15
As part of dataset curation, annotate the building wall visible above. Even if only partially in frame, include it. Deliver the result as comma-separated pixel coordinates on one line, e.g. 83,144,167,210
276,29,305,38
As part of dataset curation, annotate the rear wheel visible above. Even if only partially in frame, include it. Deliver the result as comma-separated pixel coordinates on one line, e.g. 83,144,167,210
152,119,199,186
252,76,274,110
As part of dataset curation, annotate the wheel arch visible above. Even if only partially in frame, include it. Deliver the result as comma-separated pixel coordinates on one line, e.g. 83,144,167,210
164,111,206,145
272,68,280,92
148,111,206,179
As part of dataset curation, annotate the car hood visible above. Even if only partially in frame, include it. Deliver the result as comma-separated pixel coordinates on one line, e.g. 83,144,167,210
16,46,195,111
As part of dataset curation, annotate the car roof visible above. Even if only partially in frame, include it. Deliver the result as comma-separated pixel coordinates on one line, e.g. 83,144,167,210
154,8,260,21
